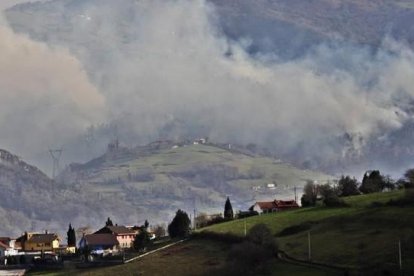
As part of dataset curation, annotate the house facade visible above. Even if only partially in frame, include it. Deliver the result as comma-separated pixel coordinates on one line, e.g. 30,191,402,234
94,226,136,249
250,200,299,214
16,232,60,252
78,234,120,253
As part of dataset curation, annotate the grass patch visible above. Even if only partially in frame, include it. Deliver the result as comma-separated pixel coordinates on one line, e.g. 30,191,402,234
201,191,414,272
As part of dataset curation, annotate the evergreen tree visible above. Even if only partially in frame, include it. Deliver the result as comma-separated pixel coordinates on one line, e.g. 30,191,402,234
224,197,234,219
144,220,149,229
360,170,385,194
106,217,114,226
168,209,191,238
67,223,76,247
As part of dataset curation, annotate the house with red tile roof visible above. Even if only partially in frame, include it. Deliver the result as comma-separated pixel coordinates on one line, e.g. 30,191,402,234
250,199,299,214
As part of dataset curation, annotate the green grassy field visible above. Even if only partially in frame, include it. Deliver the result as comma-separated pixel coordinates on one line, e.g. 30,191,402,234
201,190,414,272
29,240,340,276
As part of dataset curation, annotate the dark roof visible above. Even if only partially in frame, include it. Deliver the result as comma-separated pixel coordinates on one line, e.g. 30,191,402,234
28,234,59,244
84,234,119,246
95,226,136,235
274,200,299,208
0,237,11,244
0,241,10,249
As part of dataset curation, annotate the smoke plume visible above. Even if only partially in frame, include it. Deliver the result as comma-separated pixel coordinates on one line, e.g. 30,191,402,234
0,11,106,168
3,0,414,173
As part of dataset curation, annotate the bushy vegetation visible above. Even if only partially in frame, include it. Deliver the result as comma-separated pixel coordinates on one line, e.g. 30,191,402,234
222,224,278,275
300,181,318,207
133,229,152,251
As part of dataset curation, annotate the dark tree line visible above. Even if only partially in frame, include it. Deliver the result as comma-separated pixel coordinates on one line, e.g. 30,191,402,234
301,168,414,207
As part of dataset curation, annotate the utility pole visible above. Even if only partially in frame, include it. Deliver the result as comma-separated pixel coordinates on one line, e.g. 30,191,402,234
49,149,63,179
308,231,312,261
398,239,402,270
193,208,197,231
193,197,197,231
244,219,247,237
294,186,298,203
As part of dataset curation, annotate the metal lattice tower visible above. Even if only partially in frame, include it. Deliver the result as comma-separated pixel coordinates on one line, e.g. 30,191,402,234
49,149,63,179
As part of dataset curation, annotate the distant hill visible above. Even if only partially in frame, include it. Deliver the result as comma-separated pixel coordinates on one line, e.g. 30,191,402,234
0,148,140,237
210,0,414,55
58,141,332,223
0,143,331,237
6,0,414,59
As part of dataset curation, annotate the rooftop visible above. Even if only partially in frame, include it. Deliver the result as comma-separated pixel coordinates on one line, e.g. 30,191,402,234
84,234,119,246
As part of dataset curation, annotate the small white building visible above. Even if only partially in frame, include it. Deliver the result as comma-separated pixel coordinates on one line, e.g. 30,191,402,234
0,239,18,257
267,183,276,189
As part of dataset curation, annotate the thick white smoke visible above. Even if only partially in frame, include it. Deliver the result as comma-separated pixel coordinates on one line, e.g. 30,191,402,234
3,0,414,172
0,12,106,167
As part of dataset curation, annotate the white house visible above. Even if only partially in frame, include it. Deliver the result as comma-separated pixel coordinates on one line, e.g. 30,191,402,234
250,200,300,214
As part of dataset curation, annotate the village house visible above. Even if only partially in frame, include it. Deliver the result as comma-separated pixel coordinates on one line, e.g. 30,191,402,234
0,237,18,256
250,200,299,214
78,233,120,253
94,226,136,249
15,232,60,252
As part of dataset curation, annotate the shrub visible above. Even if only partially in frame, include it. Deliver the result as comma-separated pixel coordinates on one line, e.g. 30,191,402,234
133,230,152,251
236,211,259,219
223,224,278,275
247,224,278,253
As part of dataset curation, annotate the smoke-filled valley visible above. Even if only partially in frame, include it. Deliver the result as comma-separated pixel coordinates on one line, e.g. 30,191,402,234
1,0,414,177
2,0,414,235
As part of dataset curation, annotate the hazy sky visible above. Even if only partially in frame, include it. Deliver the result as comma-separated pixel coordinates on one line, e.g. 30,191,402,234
0,0,43,10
